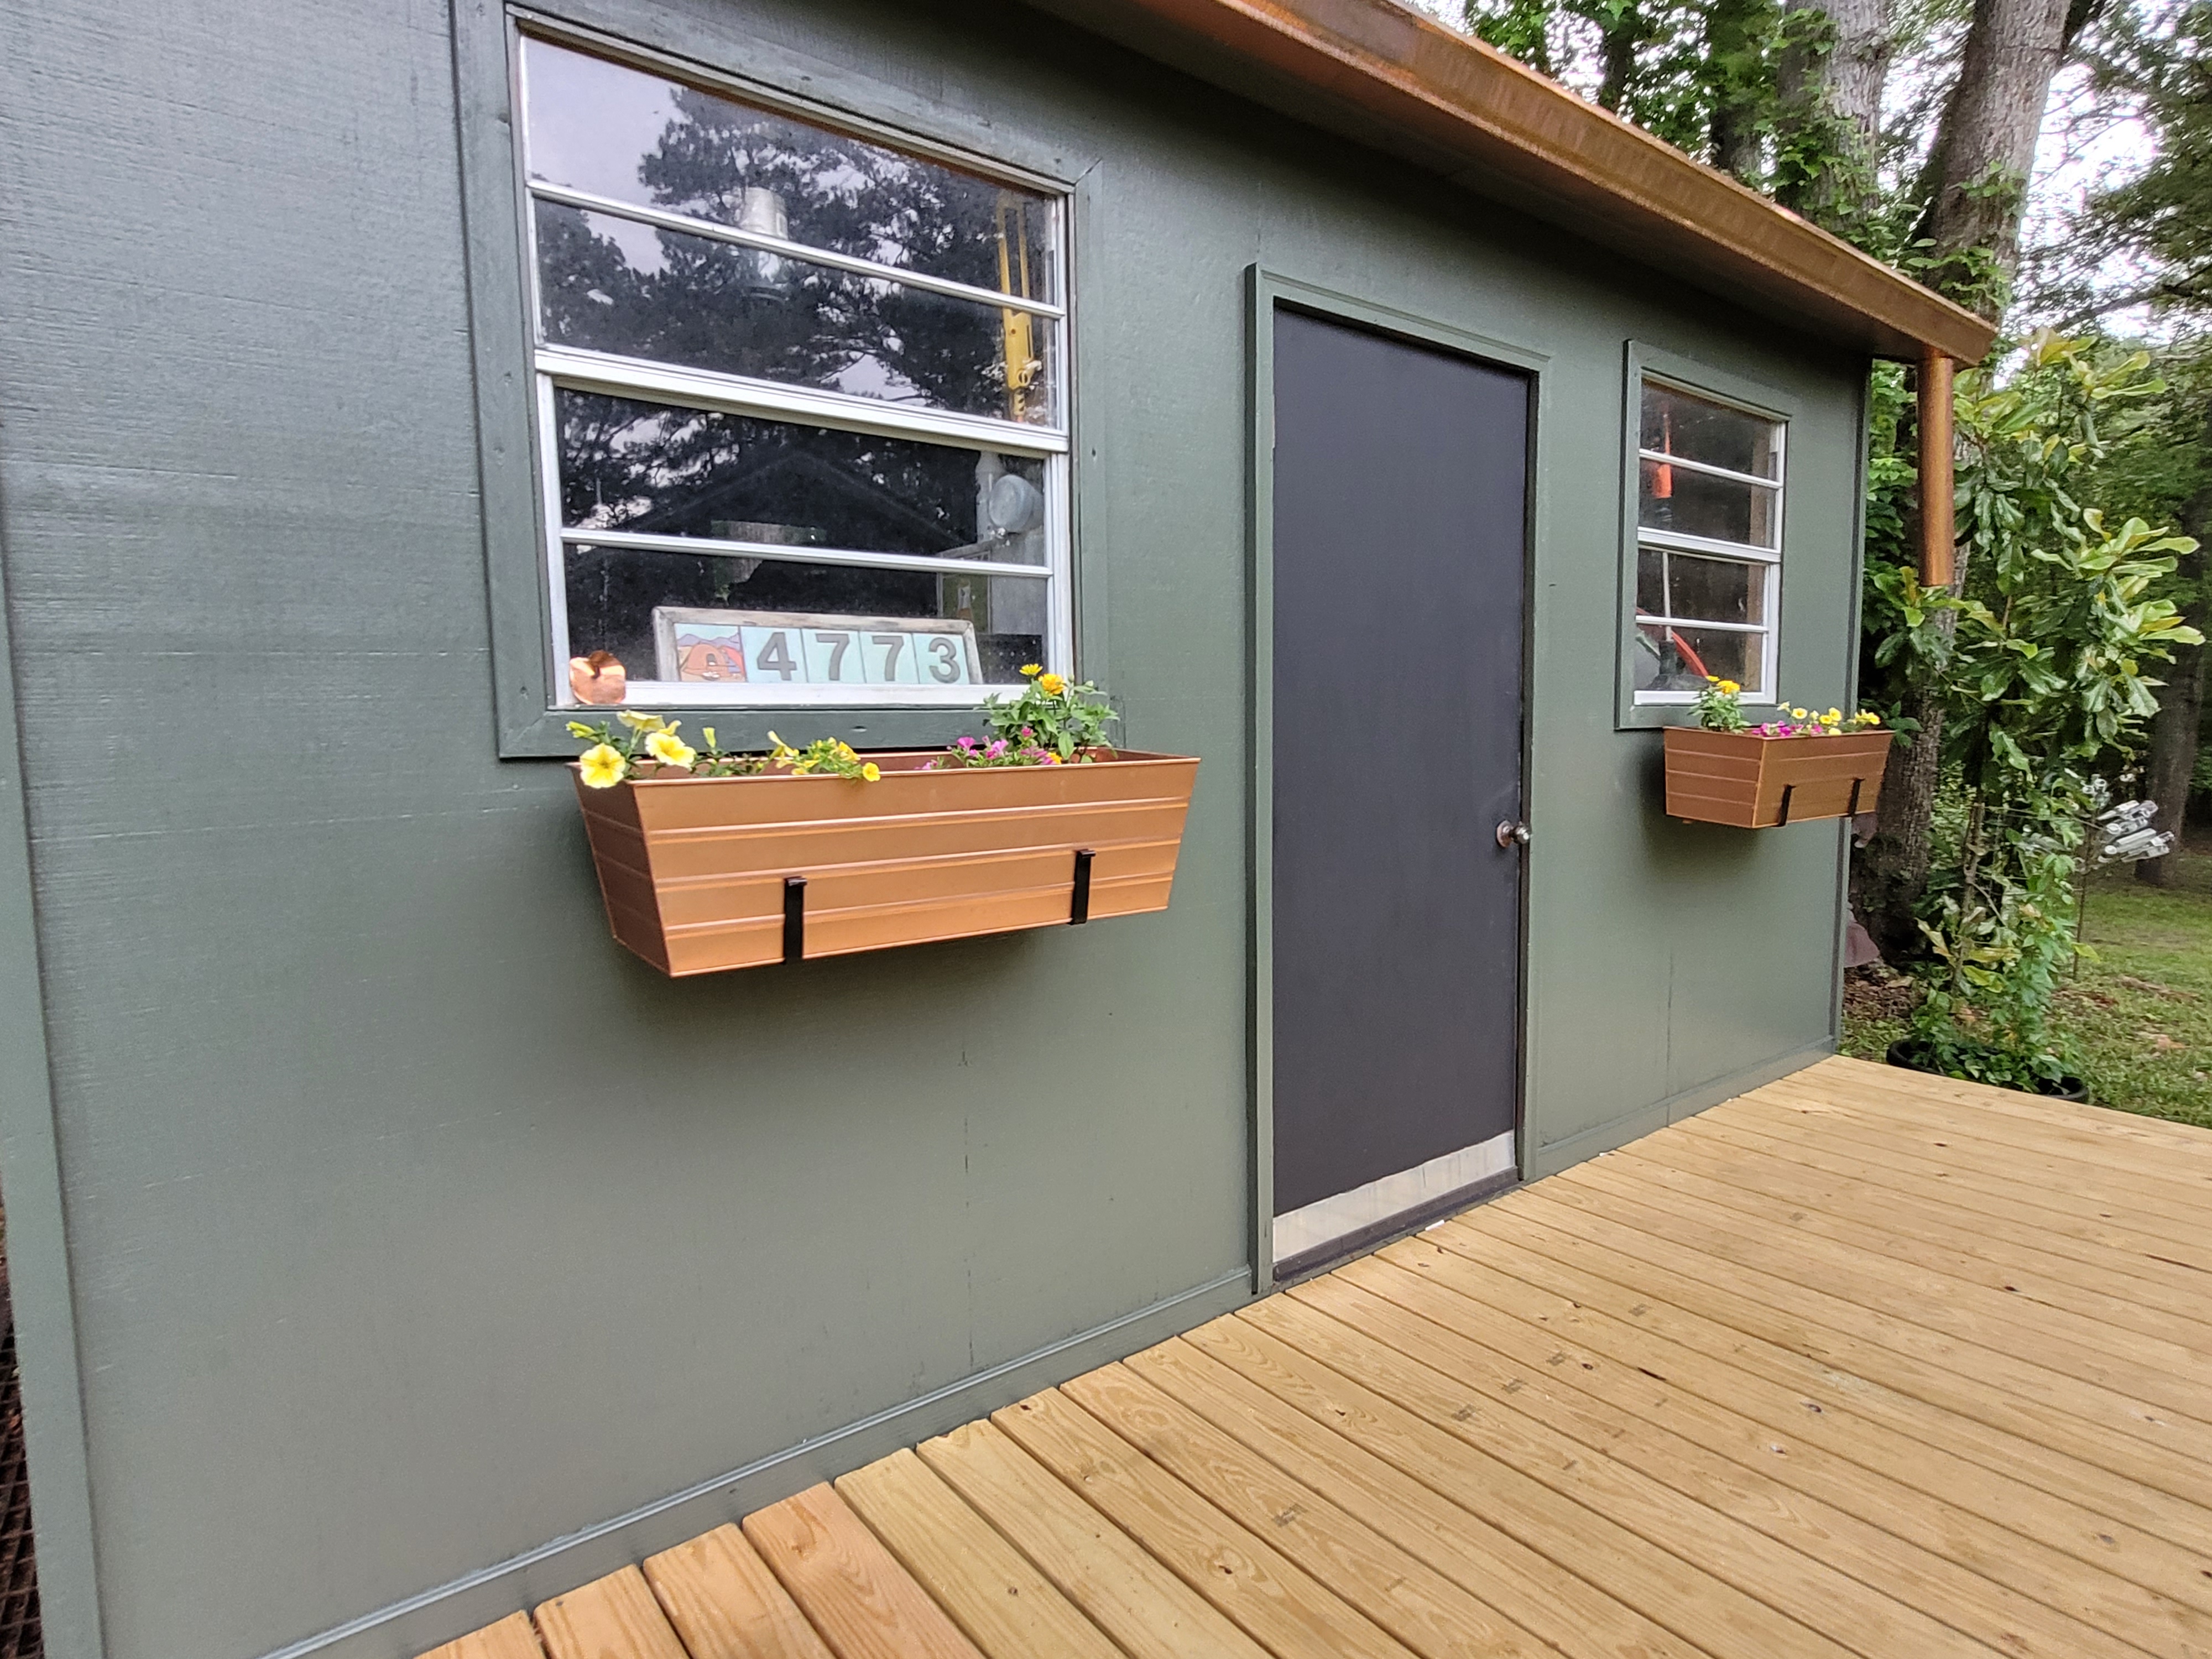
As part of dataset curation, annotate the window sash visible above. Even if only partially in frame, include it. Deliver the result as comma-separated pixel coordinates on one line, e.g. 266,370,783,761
1635,446,1779,492
1633,549,1780,702
564,526,1052,581
527,180,1068,322
1640,377,1787,481
1632,375,1785,705
1637,526,1780,564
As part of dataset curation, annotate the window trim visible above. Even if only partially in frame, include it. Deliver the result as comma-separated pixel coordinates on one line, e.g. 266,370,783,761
455,4,1088,756
1615,343,1797,730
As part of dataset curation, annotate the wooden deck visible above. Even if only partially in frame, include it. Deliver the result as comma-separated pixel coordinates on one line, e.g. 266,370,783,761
426,1055,2212,1659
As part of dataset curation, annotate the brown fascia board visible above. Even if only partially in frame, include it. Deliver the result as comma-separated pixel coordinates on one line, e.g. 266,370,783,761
1030,0,1997,364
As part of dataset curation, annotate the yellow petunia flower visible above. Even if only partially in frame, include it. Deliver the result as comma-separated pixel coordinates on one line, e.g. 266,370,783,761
645,731,696,770
1824,708,1842,722
578,744,627,789
1037,671,1067,695
1790,707,1808,719
860,762,881,782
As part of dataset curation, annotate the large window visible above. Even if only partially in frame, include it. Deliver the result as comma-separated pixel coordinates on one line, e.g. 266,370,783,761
517,35,1070,707
1629,377,1785,703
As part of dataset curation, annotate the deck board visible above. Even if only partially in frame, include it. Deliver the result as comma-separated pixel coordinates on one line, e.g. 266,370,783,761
427,1056,2212,1659
1062,1360,1559,1658
419,1611,545,1659
1553,1156,2212,1413
1317,1254,2165,1659
1603,1141,2212,1349
740,1486,983,1659
990,1384,1416,1659
1380,1231,2212,1646
921,1416,1273,1659
834,1448,1125,1659
1507,1182,2212,1495
534,1566,690,1659
642,1524,835,1659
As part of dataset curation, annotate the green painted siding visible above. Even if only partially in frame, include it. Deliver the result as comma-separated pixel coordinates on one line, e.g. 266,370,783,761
0,1,1859,1655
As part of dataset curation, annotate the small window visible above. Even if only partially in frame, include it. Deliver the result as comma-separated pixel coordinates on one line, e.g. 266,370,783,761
1629,378,1783,703
517,35,1070,707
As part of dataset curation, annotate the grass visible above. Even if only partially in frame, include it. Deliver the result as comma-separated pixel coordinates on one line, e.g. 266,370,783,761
1843,827,2212,1129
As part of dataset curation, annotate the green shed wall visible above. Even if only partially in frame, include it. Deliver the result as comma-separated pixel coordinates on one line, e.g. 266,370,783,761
0,1,1860,1655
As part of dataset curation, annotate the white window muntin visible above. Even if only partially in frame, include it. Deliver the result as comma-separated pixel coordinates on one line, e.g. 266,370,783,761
516,32,1073,709
1633,374,1785,705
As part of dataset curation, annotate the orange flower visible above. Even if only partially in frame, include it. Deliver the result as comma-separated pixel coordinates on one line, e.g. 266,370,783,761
1037,671,1067,695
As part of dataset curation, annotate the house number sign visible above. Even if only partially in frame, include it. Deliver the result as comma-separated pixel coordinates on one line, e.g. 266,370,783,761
651,608,981,687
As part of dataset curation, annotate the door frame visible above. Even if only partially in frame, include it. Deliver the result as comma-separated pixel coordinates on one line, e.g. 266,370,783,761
1246,267,1549,1288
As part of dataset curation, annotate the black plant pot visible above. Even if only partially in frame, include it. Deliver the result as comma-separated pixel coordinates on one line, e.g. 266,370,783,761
1886,1039,2088,1103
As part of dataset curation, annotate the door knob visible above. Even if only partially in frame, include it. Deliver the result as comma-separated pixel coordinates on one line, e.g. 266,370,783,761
1495,819,1530,849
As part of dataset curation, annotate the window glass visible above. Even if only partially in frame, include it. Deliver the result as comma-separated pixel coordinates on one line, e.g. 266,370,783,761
1636,548,1765,627
536,206,1055,423
1634,623,1765,695
520,36,1057,305
1640,383,1779,478
565,546,1044,689
556,391,1049,563
1637,457,1777,548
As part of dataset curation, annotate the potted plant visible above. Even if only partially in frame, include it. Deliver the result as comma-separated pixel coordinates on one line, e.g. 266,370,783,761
567,668,1199,975
1663,678,1893,827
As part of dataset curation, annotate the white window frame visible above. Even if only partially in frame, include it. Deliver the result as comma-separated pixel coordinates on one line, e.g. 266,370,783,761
1631,373,1786,707
515,33,1074,709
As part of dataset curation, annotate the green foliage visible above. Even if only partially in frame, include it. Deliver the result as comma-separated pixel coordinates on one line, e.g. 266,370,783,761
1462,0,1808,182
970,665,1119,763
1691,674,1750,730
1906,801,2086,1093
1876,335,2205,1088
2069,1,2212,321
766,733,881,781
1850,849,2212,1128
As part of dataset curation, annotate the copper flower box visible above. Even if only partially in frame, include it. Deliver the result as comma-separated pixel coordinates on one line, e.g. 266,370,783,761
575,750,1200,975
1662,727,1892,828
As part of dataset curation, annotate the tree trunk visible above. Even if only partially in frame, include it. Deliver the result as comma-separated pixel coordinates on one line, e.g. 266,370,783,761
2137,409,2211,887
1774,0,1893,229
1598,23,1641,112
1708,0,1773,183
1790,0,1891,137
1913,0,2074,310
1855,686,1948,957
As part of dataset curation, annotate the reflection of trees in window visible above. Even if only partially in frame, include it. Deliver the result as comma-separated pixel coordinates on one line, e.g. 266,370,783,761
536,83,1041,421
556,393,992,556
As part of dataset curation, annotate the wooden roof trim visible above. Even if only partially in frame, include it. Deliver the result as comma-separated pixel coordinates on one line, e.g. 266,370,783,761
1062,0,1997,363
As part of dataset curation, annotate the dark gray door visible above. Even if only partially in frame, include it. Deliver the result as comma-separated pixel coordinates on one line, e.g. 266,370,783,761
1271,305,1528,1278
